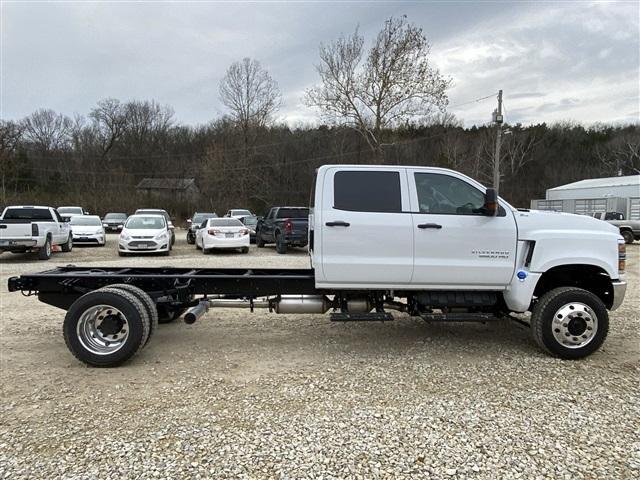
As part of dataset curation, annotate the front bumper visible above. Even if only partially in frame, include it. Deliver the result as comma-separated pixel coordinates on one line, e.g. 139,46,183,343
103,224,124,231
73,233,105,244
610,280,627,311
119,239,169,253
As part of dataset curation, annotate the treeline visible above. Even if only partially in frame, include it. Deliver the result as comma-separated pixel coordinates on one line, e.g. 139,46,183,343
0,103,638,219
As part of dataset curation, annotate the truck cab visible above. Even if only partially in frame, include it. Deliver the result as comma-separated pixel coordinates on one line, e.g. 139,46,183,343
311,165,625,325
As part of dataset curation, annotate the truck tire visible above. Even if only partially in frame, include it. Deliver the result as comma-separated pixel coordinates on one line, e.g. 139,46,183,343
101,284,158,347
241,247,249,254
530,287,609,359
38,237,52,260
621,230,634,244
61,235,73,252
63,289,151,367
275,233,287,254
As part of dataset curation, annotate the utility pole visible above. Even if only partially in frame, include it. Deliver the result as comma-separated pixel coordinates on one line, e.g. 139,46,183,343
493,89,503,195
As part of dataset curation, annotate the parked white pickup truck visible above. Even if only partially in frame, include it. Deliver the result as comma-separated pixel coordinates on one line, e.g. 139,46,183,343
0,206,73,259
8,165,628,366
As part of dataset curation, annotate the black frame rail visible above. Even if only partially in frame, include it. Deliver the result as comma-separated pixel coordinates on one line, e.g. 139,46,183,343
8,266,318,310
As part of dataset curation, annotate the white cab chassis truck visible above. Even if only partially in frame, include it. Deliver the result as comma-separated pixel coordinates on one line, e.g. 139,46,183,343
8,166,627,366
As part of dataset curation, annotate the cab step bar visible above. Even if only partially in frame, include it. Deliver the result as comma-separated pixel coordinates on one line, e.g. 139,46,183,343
330,312,394,322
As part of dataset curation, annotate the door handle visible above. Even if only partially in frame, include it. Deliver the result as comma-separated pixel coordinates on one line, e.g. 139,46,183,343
325,221,350,227
417,223,442,229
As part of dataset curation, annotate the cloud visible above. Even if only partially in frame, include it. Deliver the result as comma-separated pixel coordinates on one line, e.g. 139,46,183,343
1,1,638,127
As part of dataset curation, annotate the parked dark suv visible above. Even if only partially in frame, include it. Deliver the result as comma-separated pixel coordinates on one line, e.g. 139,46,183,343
186,212,218,244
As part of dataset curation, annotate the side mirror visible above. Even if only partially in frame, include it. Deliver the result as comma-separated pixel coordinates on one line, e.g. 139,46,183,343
484,188,498,216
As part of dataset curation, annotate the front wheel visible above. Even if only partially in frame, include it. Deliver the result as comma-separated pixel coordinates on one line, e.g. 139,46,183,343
241,247,249,254
530,287,609,359
256,233,265,248
621,230,634,244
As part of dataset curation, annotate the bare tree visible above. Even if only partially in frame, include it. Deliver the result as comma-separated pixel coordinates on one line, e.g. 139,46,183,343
21,109,72,152
503,129,543,176
595,132,640,175
219,58,282,204
89,98,128,158
219,58,282,134
124,100,175,149
306,15,451,159
0,120,25,203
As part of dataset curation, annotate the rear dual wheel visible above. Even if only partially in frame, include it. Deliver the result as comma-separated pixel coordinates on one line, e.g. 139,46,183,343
63,288,152,367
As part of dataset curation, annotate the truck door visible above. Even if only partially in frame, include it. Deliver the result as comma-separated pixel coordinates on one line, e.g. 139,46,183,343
320,168,414,285
52,209,67,244
262,208,276,242
408,170,517,288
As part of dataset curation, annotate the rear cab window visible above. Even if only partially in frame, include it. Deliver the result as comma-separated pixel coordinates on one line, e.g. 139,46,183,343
276,208,309,219
333,170,403,213
3,208,53,220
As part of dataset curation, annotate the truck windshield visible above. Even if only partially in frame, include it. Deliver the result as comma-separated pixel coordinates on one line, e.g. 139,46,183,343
104,213,127,220
3,208,53,220
276,208,309,219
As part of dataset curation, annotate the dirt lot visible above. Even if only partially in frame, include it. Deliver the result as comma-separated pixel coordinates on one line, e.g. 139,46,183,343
1,232,638,479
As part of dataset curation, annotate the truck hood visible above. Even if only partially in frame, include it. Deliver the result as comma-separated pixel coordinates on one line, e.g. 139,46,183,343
515,209,620,240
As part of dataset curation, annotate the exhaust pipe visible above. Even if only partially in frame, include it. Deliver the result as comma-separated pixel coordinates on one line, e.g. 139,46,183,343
184,300,209,324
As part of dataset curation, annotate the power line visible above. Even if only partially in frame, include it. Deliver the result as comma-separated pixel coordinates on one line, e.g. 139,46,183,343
448,92,498,109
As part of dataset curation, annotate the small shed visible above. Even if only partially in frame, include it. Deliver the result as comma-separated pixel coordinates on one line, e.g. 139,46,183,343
136,178,200,202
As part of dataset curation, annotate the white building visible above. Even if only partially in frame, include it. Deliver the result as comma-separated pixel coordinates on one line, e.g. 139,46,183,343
531,175,640,219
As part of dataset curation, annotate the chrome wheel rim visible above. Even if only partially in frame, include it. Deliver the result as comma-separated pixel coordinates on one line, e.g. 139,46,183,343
76,305,130,355
552,302,597,349
46,241,51,256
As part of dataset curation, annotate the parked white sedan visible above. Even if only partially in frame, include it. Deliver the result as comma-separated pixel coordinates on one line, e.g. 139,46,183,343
70,215,106,246
118,214,171,256
196,217,250,253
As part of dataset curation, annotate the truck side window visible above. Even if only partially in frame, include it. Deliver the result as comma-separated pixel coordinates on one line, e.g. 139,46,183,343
334,171,401,213
415,173,485,215
54,210,64,223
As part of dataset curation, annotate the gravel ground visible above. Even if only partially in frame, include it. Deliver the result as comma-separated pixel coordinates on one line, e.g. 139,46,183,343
1,232,638,479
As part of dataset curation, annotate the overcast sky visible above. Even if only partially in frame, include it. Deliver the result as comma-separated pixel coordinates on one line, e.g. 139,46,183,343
1,1,638,127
